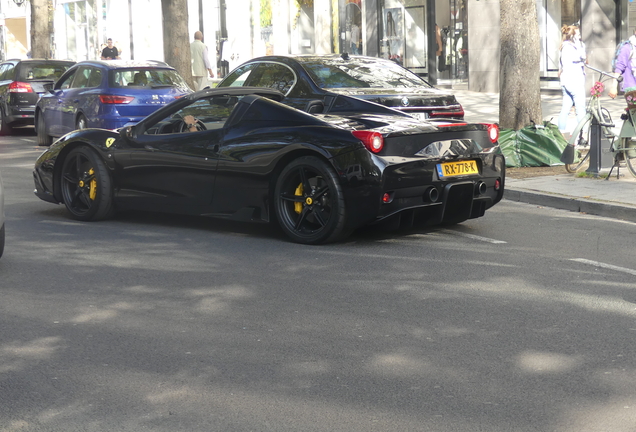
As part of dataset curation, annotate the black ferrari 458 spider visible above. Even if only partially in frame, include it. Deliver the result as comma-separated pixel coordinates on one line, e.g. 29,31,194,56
33,87,505,244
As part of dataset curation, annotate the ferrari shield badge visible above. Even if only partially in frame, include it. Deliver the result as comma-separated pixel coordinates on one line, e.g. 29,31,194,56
105,138,115,148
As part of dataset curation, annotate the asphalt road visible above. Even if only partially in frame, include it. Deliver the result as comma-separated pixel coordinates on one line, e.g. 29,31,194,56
2,130,636,432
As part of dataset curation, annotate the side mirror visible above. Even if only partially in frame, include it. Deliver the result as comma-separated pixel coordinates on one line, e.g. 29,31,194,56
120,125,136,140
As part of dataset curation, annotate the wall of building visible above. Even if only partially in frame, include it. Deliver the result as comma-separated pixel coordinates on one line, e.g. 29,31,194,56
467,0,499,92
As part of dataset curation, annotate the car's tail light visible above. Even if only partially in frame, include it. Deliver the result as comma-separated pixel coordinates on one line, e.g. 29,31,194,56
99,95,134,104
352,130,384,153
484,123,499,143
9,81,33,93
429,105,465,119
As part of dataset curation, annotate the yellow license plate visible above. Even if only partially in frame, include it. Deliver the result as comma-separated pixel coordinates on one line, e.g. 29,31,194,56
436,160,479,177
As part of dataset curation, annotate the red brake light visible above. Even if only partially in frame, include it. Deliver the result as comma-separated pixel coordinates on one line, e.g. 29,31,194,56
9,81,33,93
352,130,384,153
485,123,499,143
99,95,134,104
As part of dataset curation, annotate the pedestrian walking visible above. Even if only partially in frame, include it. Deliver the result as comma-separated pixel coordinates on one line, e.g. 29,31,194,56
101,38,120,60
608,29,636,108
190,31,214,91
558,24,587,138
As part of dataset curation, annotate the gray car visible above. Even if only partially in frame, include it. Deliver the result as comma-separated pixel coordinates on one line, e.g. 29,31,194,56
0,167,4,258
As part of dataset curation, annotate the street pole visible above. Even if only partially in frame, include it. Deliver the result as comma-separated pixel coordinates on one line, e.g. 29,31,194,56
586,118,602,176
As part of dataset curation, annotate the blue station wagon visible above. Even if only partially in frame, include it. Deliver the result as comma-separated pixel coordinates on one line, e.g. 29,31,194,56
35,60,192,146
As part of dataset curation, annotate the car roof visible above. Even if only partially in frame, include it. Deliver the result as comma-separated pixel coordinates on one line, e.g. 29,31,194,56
243,53,392,64
73,60,173,70
4,58,75,65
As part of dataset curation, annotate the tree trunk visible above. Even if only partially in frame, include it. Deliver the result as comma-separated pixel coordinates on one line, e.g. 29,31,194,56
499,0,542,130
161,0,194,89
30,0,49,59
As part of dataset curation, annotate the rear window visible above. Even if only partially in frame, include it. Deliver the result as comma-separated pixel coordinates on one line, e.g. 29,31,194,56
300,57,432,89
108,68,191,91
17,62,73,81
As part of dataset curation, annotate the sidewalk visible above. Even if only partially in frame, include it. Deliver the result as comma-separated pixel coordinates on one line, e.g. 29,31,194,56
451,88,636,223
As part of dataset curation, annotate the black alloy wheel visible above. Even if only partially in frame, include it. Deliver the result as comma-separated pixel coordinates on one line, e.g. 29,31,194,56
60,146,114,221
274,156,347,244
36,116,52,146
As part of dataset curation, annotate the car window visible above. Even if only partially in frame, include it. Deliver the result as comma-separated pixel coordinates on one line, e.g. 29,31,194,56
109,68,190,90
71,67,92,89
300,58,431,89
220,63,259,87
145,96,239,135
247,63,295,94
57,71,76,90
17,63,72,81
1,64,15,81
0,64,10,80
87,68,103,87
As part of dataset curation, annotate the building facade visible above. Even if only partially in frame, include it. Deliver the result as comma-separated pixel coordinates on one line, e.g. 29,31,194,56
0,0,628,93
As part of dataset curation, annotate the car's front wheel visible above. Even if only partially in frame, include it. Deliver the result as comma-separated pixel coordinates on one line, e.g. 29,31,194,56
274,156,347,244
0,107,13,136
76,114,88,131
60,146,114,221
36,116,52,146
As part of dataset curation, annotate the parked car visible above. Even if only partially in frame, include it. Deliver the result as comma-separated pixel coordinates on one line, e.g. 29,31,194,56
0,166,4,258
217,54,464,120
0,58,75,134
35,60,192,146
33,87,504,245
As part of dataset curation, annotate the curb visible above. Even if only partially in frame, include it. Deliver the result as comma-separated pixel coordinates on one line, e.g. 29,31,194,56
504,187,636,223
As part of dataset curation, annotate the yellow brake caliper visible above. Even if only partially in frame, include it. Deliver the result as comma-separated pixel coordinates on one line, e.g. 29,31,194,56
88,168,97,200
294,183,303,214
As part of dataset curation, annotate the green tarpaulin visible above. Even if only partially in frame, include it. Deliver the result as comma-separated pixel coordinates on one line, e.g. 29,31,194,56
499,121,568,167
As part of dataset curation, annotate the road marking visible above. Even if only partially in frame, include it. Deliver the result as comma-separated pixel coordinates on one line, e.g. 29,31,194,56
440,229,507,244
570,258,636,276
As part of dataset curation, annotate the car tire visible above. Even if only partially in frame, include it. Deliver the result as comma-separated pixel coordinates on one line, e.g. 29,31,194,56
274,156,348,244
76,114,88,130
60,146,114,221
36,116,52,146
0,107,13,136
0,223,4,258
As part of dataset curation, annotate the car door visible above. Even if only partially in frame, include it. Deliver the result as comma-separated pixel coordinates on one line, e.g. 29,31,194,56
58,65,93,134
114,97,231,214
42,69,76,137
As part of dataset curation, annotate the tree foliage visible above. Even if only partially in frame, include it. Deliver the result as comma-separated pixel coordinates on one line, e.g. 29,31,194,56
499,0,542,130
161,0,194,89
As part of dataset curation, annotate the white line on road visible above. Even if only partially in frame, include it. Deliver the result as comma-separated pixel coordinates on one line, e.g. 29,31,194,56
570,258,636,276
440,229,507,244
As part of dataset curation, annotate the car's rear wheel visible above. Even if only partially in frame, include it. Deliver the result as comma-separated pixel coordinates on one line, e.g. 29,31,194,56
76,114,88,131
60,146,114,221
36,115,52,146
0,107,13,136
274,156,347,244
0,223,4,258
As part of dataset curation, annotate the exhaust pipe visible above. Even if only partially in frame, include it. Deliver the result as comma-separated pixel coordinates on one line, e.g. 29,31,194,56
475,181,487,196
424,187,439,203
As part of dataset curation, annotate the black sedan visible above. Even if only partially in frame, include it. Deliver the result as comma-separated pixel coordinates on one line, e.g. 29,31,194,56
217,54,464,120
0,58,75,134
33,87,504,244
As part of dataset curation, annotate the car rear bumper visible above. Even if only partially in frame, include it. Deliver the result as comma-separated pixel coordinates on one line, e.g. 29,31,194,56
7,104,36,126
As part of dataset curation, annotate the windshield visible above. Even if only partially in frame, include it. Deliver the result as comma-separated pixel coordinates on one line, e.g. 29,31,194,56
300,57,432,89
109,68,191,90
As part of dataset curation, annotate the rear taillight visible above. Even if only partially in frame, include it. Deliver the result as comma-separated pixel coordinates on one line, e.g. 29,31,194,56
352,130,384,153
99,95,134,104
485,123,499,143
8,81,33,93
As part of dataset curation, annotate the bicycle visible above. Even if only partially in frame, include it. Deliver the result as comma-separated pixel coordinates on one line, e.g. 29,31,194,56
561,65,618,173
562,65,636,177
